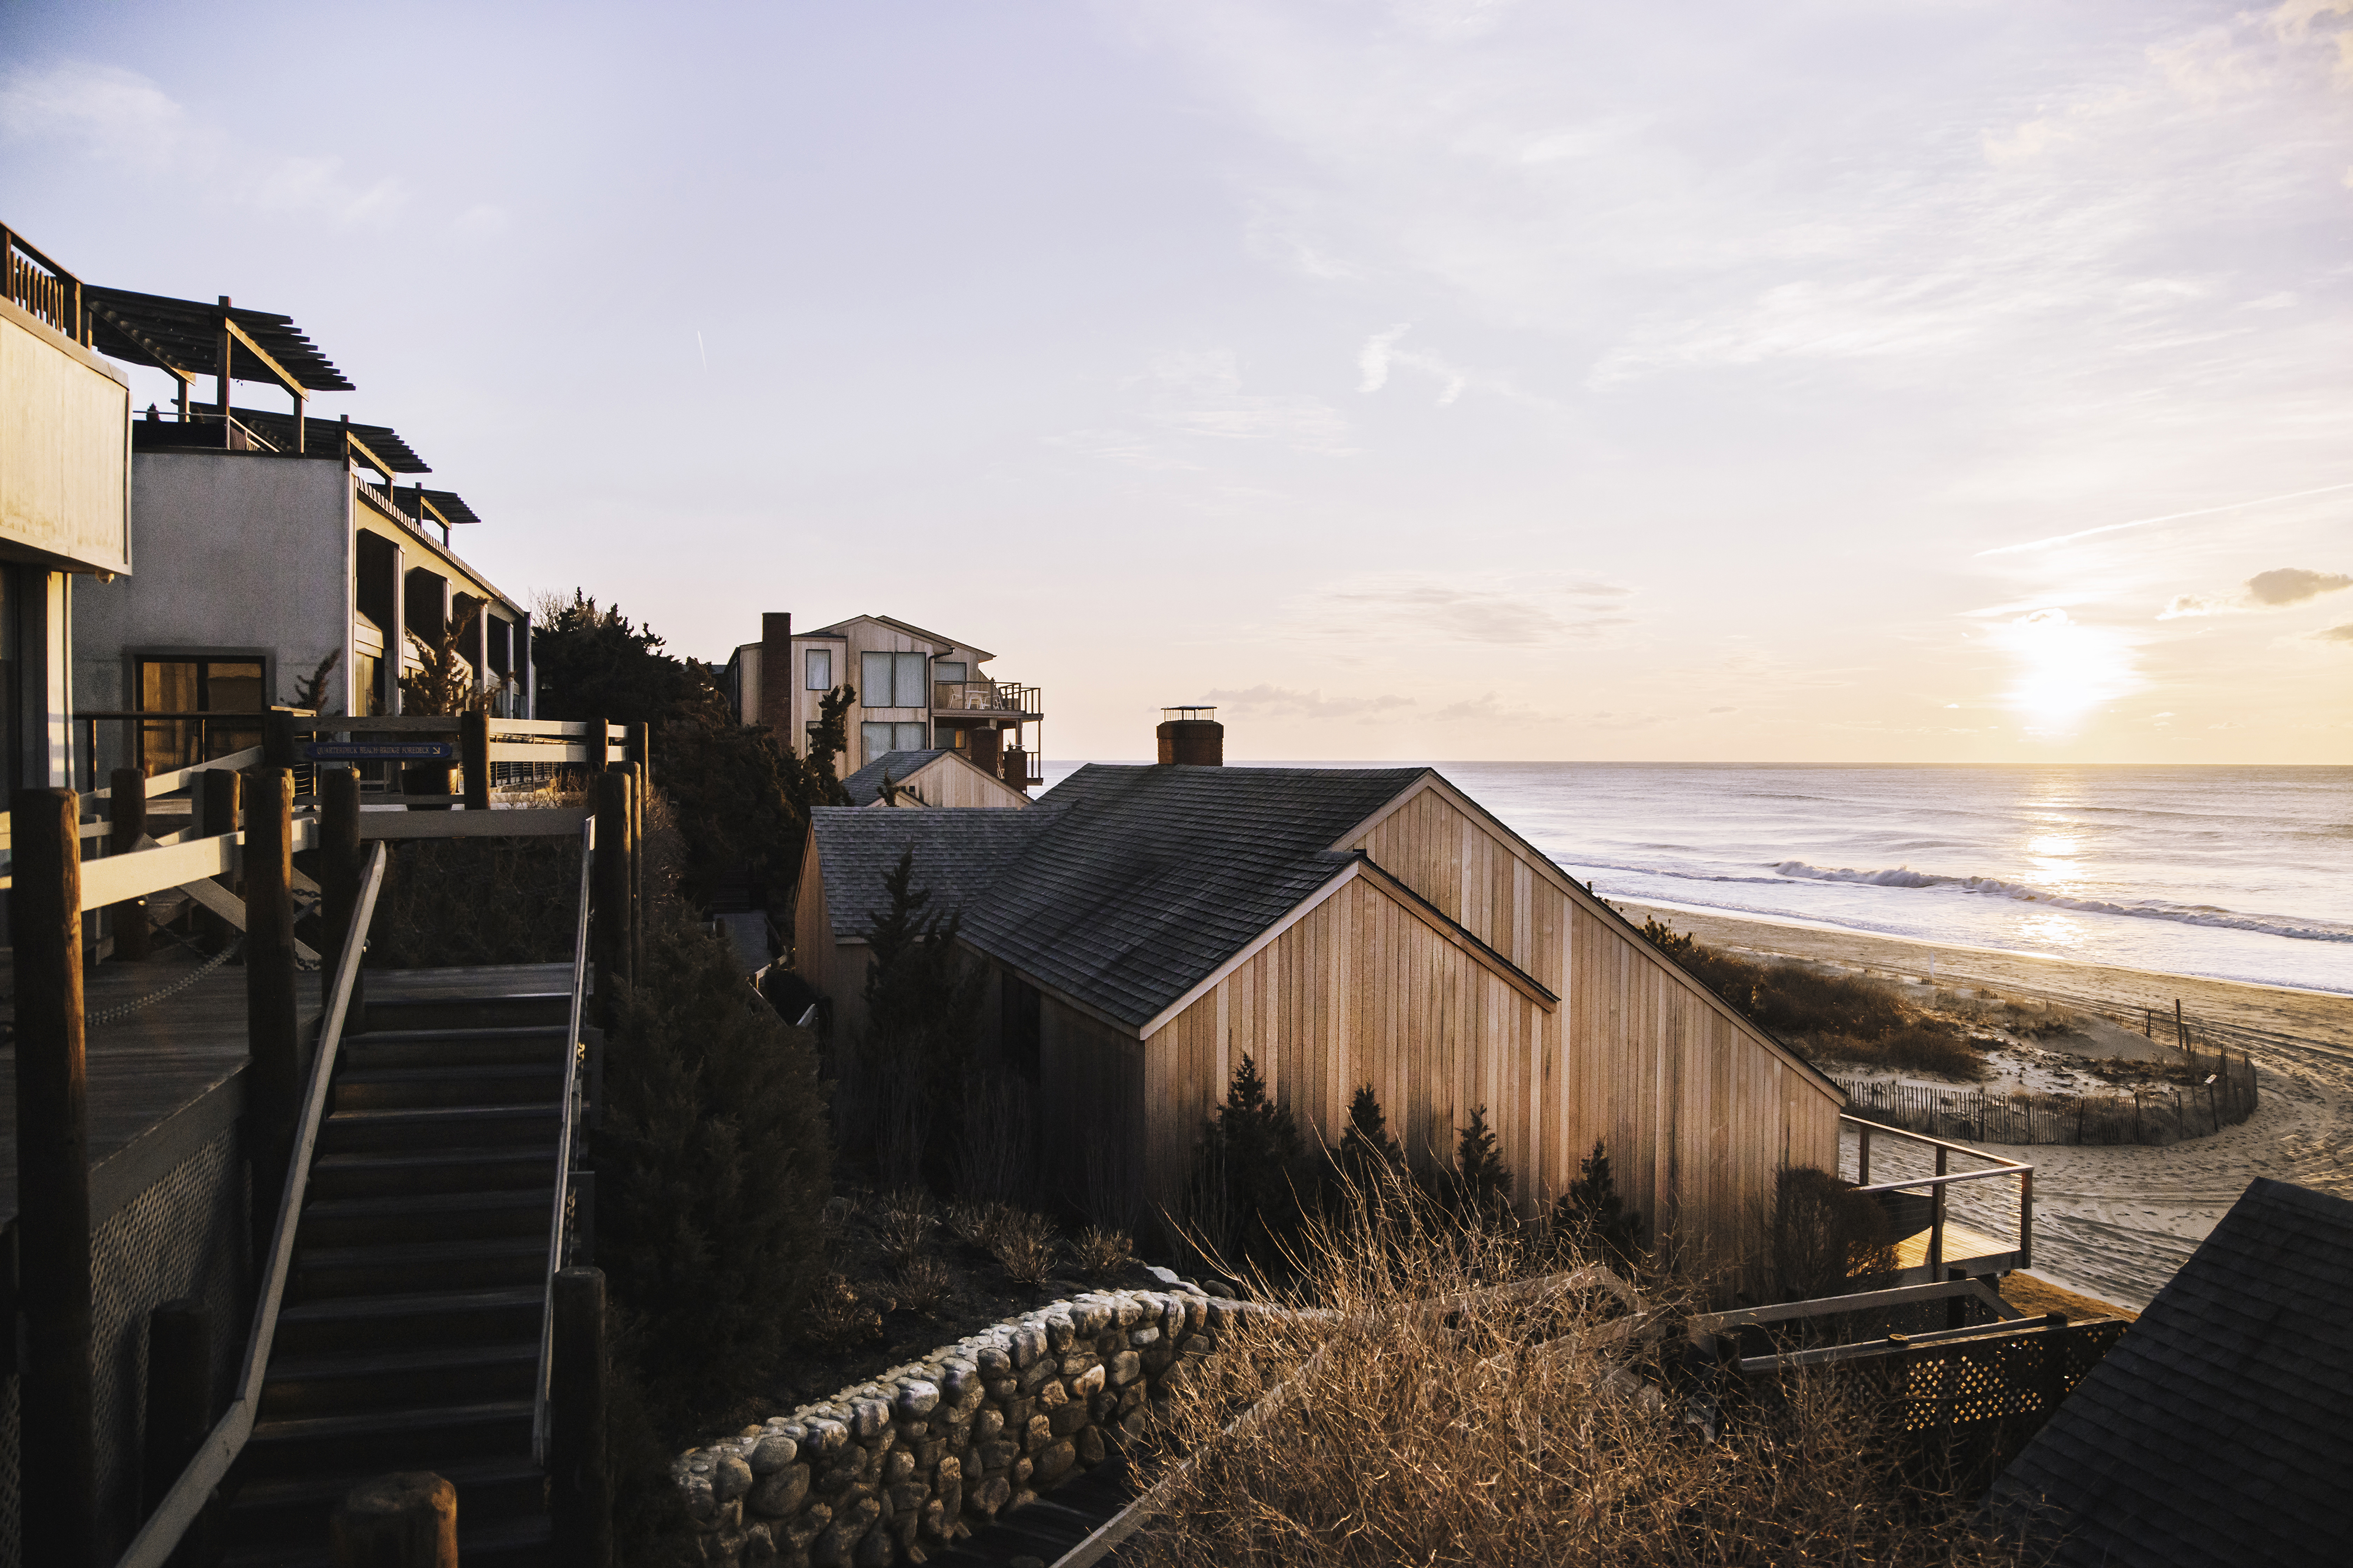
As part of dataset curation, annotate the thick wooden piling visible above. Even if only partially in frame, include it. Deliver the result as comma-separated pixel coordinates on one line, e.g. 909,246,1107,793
551,1267,613,1568
594,768,633,1021
460,712,490,812
143,1298,212,1518
245,767,301,1255
198,768,243,953
329,1473,458,1568
12,787,98,1566
319,768,365,1019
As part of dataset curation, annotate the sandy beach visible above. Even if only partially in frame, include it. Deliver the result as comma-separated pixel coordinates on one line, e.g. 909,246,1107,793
1615,899,2353,1310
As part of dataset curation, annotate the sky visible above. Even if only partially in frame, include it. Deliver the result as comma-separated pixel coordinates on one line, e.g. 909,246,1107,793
3,0,2350,765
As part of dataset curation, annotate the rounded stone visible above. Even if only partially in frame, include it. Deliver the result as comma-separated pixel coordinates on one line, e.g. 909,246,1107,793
1009,1326,1046,1369
1034,1438,1077,1483
1072,1363,1106,1397
968,1476,1012,1517
1105,1352,1142,1387
895,1380,941,1419
850,1399,891,1440
977,1346,1012,1377
1048,1403,1090,1437
974,1409,1005,1442
1036,1379,1068,1411
807,1419,851,1458
1129,1326,1160,1347
883,1449,915,1485
711,1455,754,1503
749,1463,811,1518
1044,1313,1075,1352
750,1434,799,1475
1075,1426,1106,1467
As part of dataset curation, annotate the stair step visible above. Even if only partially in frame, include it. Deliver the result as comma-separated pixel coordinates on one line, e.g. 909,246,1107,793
330,1062,565,1113
317,1103,559,1155
239,1399,535,1479
222,1505,553,1567
260,1339,541,1420
299,1188,549,1247
226,1452,546,1543
359,993,571,1034
307,1146,557,1201
342,1025,571,1072
292,1237,545,1301
275,1286,545,1357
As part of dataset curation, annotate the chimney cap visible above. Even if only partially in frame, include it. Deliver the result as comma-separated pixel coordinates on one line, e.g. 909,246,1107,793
1161,706,1217,722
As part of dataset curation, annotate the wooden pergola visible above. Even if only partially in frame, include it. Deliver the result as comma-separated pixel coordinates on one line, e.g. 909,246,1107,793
85,285,351,450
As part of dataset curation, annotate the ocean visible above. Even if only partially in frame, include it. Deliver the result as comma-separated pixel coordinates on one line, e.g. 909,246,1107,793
1038,762,2353,995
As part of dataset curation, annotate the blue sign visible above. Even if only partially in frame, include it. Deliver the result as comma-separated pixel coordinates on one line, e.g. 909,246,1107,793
305,741,456,761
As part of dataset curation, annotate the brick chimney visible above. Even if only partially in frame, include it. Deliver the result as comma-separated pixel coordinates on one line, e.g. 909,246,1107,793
760,612,793,733
1156,706,1222,765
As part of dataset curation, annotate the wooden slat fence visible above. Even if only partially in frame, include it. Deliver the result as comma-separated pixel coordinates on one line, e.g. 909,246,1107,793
1837,1049,2257,1148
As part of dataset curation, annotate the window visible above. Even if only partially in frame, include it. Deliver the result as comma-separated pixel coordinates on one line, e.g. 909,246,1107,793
934,660,966,685
857,649,932,708
860,721,929,766
135,657,265,776
805,648,833,690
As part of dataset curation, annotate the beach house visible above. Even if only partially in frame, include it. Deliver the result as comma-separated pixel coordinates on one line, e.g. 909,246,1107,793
725,610,1042,789
68,282,532,779
795,709,1845,1267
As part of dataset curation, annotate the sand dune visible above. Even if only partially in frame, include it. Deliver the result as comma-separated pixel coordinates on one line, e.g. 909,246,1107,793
1615,900,2353,1308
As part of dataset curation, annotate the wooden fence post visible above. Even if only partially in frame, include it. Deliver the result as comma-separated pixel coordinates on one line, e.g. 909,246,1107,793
460,712,490,812
321,768,365,1021
265,708,299,771
586,716,610,777
143,1298,212,1519
245,768,301,1257
329,1473,457,1568
110,765,151,960
594,768,632,1022
1927,1145,1947,1284
197,768,244,953
12,787,98,1567
550,1267,613,1568
626,759,646,977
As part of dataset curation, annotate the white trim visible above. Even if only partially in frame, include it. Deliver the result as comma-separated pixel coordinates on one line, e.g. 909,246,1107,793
1135,859,1364,1039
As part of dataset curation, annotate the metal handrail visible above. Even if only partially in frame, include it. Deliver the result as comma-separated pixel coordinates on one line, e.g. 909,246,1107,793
112,841,389,1568
534,815,598,1464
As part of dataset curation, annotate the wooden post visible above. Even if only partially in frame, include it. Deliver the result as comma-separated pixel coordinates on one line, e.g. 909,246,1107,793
265,708,299,772
2174,999,2184,1055
320,768,365,1020
110,765,151,960
550,1267,613,1568
594,768,632,1021
142,1299,212,1519
626,759,646,977
586,716,611,778
1856,1126,1871,1186
197,768,243,953
329,1473,457,1568
2019,1165,2034,1271
459,712,490,812
245,768,301,1257
12,788,98,1567
1927,1146,1947,1284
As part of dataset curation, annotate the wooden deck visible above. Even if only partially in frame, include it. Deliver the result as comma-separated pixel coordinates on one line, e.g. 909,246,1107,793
1890,1219,2019,1283
0,956,574,1226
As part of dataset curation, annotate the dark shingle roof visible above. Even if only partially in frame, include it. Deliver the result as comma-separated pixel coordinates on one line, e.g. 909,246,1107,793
959,765,1425,1028
1989,1177,2353,1568
809,807,1055,942
840,750,951,808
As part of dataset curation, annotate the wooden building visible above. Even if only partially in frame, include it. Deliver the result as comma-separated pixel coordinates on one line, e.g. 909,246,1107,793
726,610,1042,789
839,748,1033,810
795,711,1844,1271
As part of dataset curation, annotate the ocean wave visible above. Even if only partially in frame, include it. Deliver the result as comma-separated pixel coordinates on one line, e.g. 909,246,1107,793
1767,861,2353,945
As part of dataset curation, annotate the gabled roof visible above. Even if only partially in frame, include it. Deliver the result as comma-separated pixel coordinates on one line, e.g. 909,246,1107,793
1991,1177,2353,1568
805,614,996,664
841,749,951,806
965,765,1426,1029
809,806,1059,943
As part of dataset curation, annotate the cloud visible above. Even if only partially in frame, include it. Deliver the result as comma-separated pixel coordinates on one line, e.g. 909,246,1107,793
0,62,408,226
2159,593,2227,619
1357,325,1411,391
1433,692,1555,724
1707,705,1737,713
2245,566,2353,604
1204,685,1415,719
1311,573,1634,644
2314,623,2353,642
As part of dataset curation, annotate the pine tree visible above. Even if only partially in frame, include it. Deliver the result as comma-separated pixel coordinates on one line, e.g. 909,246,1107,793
1204,1055,1307,1267
1551,1139,1645,1270
1338,1084,1405,1192
1450,1105,1513,1225
859,849,987,1187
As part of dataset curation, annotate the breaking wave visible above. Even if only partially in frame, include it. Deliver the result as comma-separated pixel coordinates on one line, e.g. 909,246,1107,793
1767,861,2353,945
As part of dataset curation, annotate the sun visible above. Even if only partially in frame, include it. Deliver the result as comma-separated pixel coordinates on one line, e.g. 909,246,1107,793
1998,609,2135,732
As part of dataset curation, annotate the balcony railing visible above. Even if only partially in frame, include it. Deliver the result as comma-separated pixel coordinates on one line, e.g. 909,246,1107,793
934,679,1042,716
3,222,87,345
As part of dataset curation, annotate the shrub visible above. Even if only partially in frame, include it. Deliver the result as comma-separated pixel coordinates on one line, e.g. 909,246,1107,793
363,836,581,969
1194,1055,1310,1270
954,1067,1036,1207
889,1255,952,1315
1772,1166,1897,1300
803,1273,883,1350
1337,1085,1405,1189
988,1210,1059,1287
1550,1139,1645,1272
1448,1105,1513,1225
855,849,988,1187
876,1190,935,1268
944,1199,1014,1253
594,904,832,1431
1073,1225,1136,1279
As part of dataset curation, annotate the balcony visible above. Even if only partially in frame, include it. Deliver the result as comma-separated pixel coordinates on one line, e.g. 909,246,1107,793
934,679,1042,719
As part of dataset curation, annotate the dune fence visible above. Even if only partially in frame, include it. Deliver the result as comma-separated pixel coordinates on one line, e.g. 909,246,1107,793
1836,1046,2258,1148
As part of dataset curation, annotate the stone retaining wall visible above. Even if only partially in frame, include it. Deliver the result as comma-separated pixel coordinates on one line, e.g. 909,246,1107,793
675,1285,1227,1566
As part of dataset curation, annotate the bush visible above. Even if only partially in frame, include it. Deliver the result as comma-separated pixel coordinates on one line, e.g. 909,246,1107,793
1551,1139,1645,1271
855,849,988,1188
594,903,832,1436
988,1210,1059,1287
1448,1105,1513,1226
1191,1055,1311,1272
1772,1166,1897,1300
362,836,581,968
1073,1225,1136,1279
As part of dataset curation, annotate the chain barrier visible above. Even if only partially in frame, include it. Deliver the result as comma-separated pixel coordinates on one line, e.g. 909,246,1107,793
86,938,245,1026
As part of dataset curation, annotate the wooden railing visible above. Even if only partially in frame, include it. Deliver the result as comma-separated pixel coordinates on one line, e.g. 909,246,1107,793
932,678,1042,715
3,221,86,343
1841,1115,2033,1282
535,816,598,1464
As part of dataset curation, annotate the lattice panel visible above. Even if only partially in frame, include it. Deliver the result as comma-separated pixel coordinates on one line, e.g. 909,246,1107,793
1899,1319,2127,1434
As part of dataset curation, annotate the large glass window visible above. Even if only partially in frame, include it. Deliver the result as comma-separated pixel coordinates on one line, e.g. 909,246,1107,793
136,657,265,775
805,648,833,690
857,650,932,708
860,720,931,766
860,651,894,705
895,652,928,706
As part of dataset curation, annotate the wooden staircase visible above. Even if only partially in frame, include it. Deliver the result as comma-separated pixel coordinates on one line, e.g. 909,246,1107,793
218,989,575,1567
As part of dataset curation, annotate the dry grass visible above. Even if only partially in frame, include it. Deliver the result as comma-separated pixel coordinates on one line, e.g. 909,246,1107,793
802,1273,881,1352
876,1190,936,1268
944,1200,1015,1252
1132,1193,2038,1568
889,1255,952,1316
